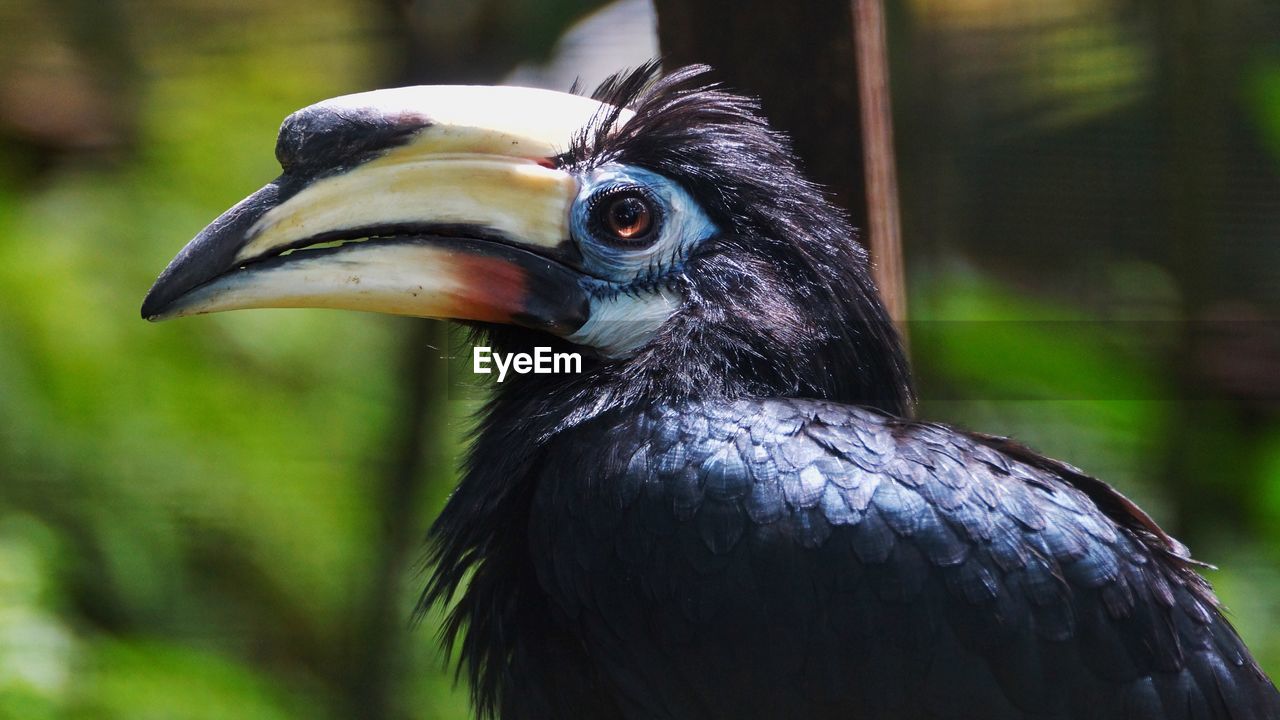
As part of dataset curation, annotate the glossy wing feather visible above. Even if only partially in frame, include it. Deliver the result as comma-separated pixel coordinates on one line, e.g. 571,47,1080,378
530,397,1280,720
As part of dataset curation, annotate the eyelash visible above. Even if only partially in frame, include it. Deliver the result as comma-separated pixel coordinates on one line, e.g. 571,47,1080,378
587,185,664,247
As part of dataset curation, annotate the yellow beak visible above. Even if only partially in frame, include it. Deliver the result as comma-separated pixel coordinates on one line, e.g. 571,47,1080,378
142,85,631,338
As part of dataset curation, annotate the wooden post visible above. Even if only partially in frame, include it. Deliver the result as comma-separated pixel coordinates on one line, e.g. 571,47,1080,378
853,0,908,330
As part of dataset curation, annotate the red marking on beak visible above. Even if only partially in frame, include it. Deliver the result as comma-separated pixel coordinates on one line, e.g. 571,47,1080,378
452,253,530,323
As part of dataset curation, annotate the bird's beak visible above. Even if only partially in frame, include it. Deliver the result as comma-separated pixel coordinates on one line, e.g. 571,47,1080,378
141,85,629,339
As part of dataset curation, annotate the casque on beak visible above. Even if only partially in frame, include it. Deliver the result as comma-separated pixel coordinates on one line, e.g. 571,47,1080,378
141,85,631,340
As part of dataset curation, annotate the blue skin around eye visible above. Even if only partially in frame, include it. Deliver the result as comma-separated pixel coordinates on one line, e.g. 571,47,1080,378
570,165,718,289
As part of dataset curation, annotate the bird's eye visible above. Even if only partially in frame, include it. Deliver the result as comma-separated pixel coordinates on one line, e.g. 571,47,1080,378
593,189,660,246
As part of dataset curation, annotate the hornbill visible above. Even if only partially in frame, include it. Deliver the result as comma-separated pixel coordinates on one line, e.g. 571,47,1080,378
142,64,1280,719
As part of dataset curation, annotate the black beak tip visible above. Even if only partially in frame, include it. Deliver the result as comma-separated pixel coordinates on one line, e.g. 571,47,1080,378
140,283,174,321
140,256,190,320
141,181,284,323
140,300,163,322
140,254,204,322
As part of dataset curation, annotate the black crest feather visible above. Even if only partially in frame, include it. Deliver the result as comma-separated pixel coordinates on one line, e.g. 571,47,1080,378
567,63,915,416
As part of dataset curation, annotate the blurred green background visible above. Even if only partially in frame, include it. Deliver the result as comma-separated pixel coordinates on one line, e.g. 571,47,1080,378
0,0,1278,717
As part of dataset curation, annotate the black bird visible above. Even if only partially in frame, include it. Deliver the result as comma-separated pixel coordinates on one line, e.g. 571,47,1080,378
143,64,1279,720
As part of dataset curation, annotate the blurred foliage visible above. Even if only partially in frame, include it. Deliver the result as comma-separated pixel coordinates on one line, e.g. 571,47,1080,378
0,0,1276,718
1249,55,1280,162
0,1,473,717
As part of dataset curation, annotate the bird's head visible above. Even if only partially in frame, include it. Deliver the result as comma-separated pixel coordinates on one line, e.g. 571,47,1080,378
144,64,913,418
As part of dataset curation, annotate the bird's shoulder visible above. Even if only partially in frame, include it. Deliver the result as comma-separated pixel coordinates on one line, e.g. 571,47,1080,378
538,395,1198,601
552,395,1176,571
532,397,1279,717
